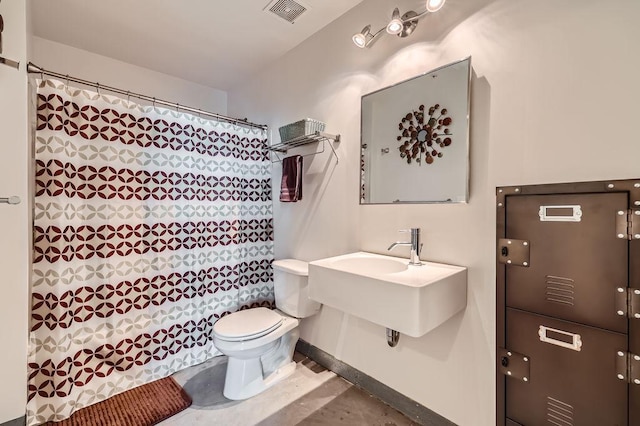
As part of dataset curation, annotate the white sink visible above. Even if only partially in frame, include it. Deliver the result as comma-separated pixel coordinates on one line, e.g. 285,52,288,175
308,252,467,337
331,256,408,274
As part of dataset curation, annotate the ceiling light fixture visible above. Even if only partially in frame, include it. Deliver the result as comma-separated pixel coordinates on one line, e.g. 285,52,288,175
426,0,446,13
352,25,371,48
352,24,385,49
352,0,446,48
386,8,403,35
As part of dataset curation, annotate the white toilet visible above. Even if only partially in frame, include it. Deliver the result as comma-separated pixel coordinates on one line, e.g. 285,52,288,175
212,259,320,400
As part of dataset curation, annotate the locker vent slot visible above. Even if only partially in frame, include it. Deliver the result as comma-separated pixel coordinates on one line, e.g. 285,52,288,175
545,275,575,306
547,396,574,426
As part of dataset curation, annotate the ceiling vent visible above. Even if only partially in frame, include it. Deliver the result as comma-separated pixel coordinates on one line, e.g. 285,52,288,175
265,0,307,24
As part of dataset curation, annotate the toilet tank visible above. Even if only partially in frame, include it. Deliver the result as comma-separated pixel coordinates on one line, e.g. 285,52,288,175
273,259,321,318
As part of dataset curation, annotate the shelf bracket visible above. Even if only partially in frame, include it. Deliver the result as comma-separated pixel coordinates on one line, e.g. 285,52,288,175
266,131,340,164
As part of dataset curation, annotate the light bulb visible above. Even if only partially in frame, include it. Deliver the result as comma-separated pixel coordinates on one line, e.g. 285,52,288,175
352,25,371,48
386,20,403,35
352,33,367,48
426,0,446,12
386,8,403,35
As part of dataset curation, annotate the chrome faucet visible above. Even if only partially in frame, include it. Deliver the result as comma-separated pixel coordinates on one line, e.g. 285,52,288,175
387,228,422,266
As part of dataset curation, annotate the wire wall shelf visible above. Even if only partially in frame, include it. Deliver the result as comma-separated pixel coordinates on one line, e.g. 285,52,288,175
266,131,341,163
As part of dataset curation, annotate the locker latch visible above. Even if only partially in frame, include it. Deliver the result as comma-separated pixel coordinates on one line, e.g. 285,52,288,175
616,351,640,385
498,348,530,383
497,239,530,267
614,287,640,319
615,209,640,240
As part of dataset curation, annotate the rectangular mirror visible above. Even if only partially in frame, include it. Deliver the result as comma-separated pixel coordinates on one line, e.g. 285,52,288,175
360,57,471,204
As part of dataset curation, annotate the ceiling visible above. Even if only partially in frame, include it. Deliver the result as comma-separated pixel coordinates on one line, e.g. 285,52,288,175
30,0,363,90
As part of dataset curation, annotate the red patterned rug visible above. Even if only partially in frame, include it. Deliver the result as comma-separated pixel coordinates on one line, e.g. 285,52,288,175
45,377,192,426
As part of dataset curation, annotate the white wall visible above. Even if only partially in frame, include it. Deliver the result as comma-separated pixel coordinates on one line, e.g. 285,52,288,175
0,0,29,423
228,0,640,424
30,37,228,114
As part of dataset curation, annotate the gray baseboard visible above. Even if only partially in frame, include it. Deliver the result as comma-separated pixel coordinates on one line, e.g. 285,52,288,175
296,339,457,426
0,416,25,426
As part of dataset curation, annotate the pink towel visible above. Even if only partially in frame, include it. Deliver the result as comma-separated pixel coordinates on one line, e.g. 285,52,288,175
280,155,303,202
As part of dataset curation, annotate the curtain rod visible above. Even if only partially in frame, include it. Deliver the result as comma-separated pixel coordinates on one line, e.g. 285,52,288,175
27,62,267,131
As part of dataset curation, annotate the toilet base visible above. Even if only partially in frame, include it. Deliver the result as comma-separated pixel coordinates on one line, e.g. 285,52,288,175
223,359,297,400
221,326,300,400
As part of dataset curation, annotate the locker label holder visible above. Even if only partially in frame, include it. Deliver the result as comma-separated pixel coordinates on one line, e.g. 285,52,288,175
539,205,582,222
538,325,582,351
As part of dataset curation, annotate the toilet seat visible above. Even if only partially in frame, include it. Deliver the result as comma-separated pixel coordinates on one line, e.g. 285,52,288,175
213,307,284,342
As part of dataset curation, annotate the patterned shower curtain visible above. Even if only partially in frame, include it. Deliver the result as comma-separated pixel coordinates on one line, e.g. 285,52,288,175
27,78,274,425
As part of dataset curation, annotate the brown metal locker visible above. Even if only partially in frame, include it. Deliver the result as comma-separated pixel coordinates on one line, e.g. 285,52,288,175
630,216,640,425
504,308,627,425
504,193,628,333
496,180,640,426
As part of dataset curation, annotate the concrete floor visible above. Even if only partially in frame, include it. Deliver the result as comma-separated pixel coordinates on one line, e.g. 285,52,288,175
158,353,418,426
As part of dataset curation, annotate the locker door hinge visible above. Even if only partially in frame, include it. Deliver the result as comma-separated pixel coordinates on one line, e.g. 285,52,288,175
497,239,530,267
615,209,640,240
615,351,640,385
498,348,530,383
615,287,640,319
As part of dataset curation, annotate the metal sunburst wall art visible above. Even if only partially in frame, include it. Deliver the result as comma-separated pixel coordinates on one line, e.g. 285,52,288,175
397,103,452,165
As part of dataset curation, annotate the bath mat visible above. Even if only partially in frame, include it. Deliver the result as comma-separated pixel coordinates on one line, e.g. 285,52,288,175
45,377,191,426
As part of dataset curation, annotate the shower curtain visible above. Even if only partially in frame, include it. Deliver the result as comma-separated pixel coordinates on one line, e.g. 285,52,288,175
27,78,274,425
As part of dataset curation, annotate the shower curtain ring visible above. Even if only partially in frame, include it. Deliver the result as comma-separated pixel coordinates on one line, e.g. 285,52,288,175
65,75,69,90
96,82,101,95
126,91,131,103
176,103,180,113
152,97,156,108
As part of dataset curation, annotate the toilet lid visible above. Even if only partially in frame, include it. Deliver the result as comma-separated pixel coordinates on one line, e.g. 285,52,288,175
213,307,283,341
